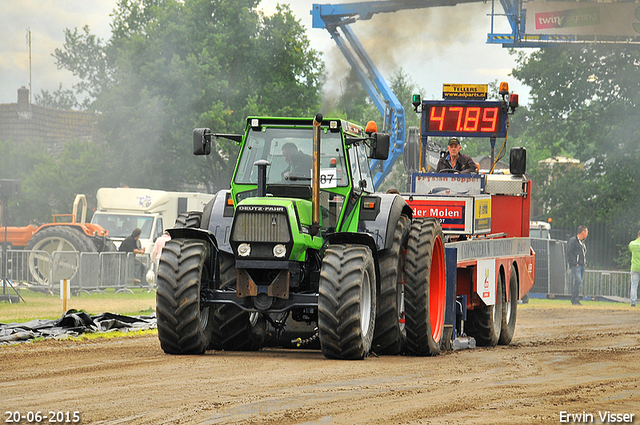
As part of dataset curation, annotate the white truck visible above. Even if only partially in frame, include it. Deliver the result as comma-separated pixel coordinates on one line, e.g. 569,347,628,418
530,220,552,239
91,188,214,254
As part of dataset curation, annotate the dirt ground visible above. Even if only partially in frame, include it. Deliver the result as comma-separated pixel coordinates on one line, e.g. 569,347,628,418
2,302,640,425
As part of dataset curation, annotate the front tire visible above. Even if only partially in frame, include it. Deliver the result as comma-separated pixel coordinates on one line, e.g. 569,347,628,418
208,252,265,351
319,244,376,360
156,239,214,354
404,218,447,356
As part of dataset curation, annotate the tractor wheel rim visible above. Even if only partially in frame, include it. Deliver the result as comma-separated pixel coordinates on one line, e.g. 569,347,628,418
362,267,372,336
429,235,446,342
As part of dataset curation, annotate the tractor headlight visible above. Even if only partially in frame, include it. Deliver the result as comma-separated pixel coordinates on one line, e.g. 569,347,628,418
273,244,287,258
238,243,251,257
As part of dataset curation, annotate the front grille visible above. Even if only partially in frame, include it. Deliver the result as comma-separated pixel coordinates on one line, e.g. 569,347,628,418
232,210,291,243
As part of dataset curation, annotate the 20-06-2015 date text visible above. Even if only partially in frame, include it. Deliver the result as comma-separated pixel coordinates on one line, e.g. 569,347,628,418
5,411,80,423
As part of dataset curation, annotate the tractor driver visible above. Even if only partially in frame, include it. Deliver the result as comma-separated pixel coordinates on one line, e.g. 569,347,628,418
281,142,313,181
436,137,478,174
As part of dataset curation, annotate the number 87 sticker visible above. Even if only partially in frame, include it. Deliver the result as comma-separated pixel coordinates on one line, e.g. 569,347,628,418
319,168,338,188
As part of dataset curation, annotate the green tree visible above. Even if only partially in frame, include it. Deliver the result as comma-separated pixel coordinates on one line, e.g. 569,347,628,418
511,45,640,267
254,5,325,117
34,84,80,110
0,138,54,225
52,25,113,110
2,0,323,225
332,68,379,125
52,0,324,193
389,68,422,129
512,46,640,161
0,139,106,226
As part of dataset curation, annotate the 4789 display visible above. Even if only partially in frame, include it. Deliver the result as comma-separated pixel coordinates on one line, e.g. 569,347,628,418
5,411,80,423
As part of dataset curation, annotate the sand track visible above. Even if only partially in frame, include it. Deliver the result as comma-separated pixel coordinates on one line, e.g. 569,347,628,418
2,303,639,424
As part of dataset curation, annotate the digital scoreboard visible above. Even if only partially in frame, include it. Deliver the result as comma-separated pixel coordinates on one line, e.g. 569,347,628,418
421,100,509,138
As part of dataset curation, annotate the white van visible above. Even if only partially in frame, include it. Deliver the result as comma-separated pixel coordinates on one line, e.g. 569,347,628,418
91,188,214,253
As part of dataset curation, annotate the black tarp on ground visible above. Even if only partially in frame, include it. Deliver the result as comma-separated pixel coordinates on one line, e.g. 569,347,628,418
0,310,156,345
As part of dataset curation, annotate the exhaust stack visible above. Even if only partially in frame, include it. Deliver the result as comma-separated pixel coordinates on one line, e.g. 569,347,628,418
310,113,323,237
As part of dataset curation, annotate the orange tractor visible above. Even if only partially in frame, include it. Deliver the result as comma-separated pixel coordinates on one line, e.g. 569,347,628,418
0,194,115,286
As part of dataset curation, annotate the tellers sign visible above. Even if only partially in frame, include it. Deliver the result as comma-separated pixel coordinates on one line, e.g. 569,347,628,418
421,100,508,138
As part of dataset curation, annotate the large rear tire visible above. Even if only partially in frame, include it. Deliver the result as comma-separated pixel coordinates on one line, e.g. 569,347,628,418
404,218,447,356
208,252,265,351
373,215,410,355
319,244,376,360
156,239,214,354
175,211,203,228
467,270,504,347
90,235,118,252
25,226,97,286
499,265,518,345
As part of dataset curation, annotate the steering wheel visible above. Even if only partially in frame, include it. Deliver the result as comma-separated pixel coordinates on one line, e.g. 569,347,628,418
438,168,458,174
285,174,311,181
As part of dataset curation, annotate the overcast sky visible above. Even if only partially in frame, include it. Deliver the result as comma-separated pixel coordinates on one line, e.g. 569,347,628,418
0,0,530,107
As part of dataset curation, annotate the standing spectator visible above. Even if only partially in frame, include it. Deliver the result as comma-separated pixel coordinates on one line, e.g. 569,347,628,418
119,228,146,284
567,225,588,306
628,230,640,307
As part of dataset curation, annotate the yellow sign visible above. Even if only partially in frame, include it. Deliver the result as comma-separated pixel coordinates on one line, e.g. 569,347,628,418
474,197,492,231
443,84,488,100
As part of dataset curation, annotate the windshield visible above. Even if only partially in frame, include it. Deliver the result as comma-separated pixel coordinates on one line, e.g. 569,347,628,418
234,127,348,187
353,143,374,192
92,214,155,239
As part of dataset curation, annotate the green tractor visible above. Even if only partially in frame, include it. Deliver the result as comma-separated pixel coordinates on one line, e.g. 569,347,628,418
156,114,447,360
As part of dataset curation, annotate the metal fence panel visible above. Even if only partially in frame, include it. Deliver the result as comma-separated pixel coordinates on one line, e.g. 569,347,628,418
78,252,101,293
4,250,36,284
25,249,55,289
100,252,128,291
549,240,568,294
583,270,631,299
8,247,631,299
530,238,568,295
52,251,82,294
1,249,53,291
1,250,153,294
122,253,151,290
530,238,549,293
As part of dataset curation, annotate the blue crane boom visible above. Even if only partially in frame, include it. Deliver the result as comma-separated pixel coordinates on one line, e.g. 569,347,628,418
312,1,481,28
311,1,482,189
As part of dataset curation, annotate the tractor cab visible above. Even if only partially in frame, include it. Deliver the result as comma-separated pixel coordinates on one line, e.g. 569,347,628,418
195,117,388,238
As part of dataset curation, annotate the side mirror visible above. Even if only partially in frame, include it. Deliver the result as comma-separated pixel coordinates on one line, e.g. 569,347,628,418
193,128,211,155
510,147,526,175
370,132,390,160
